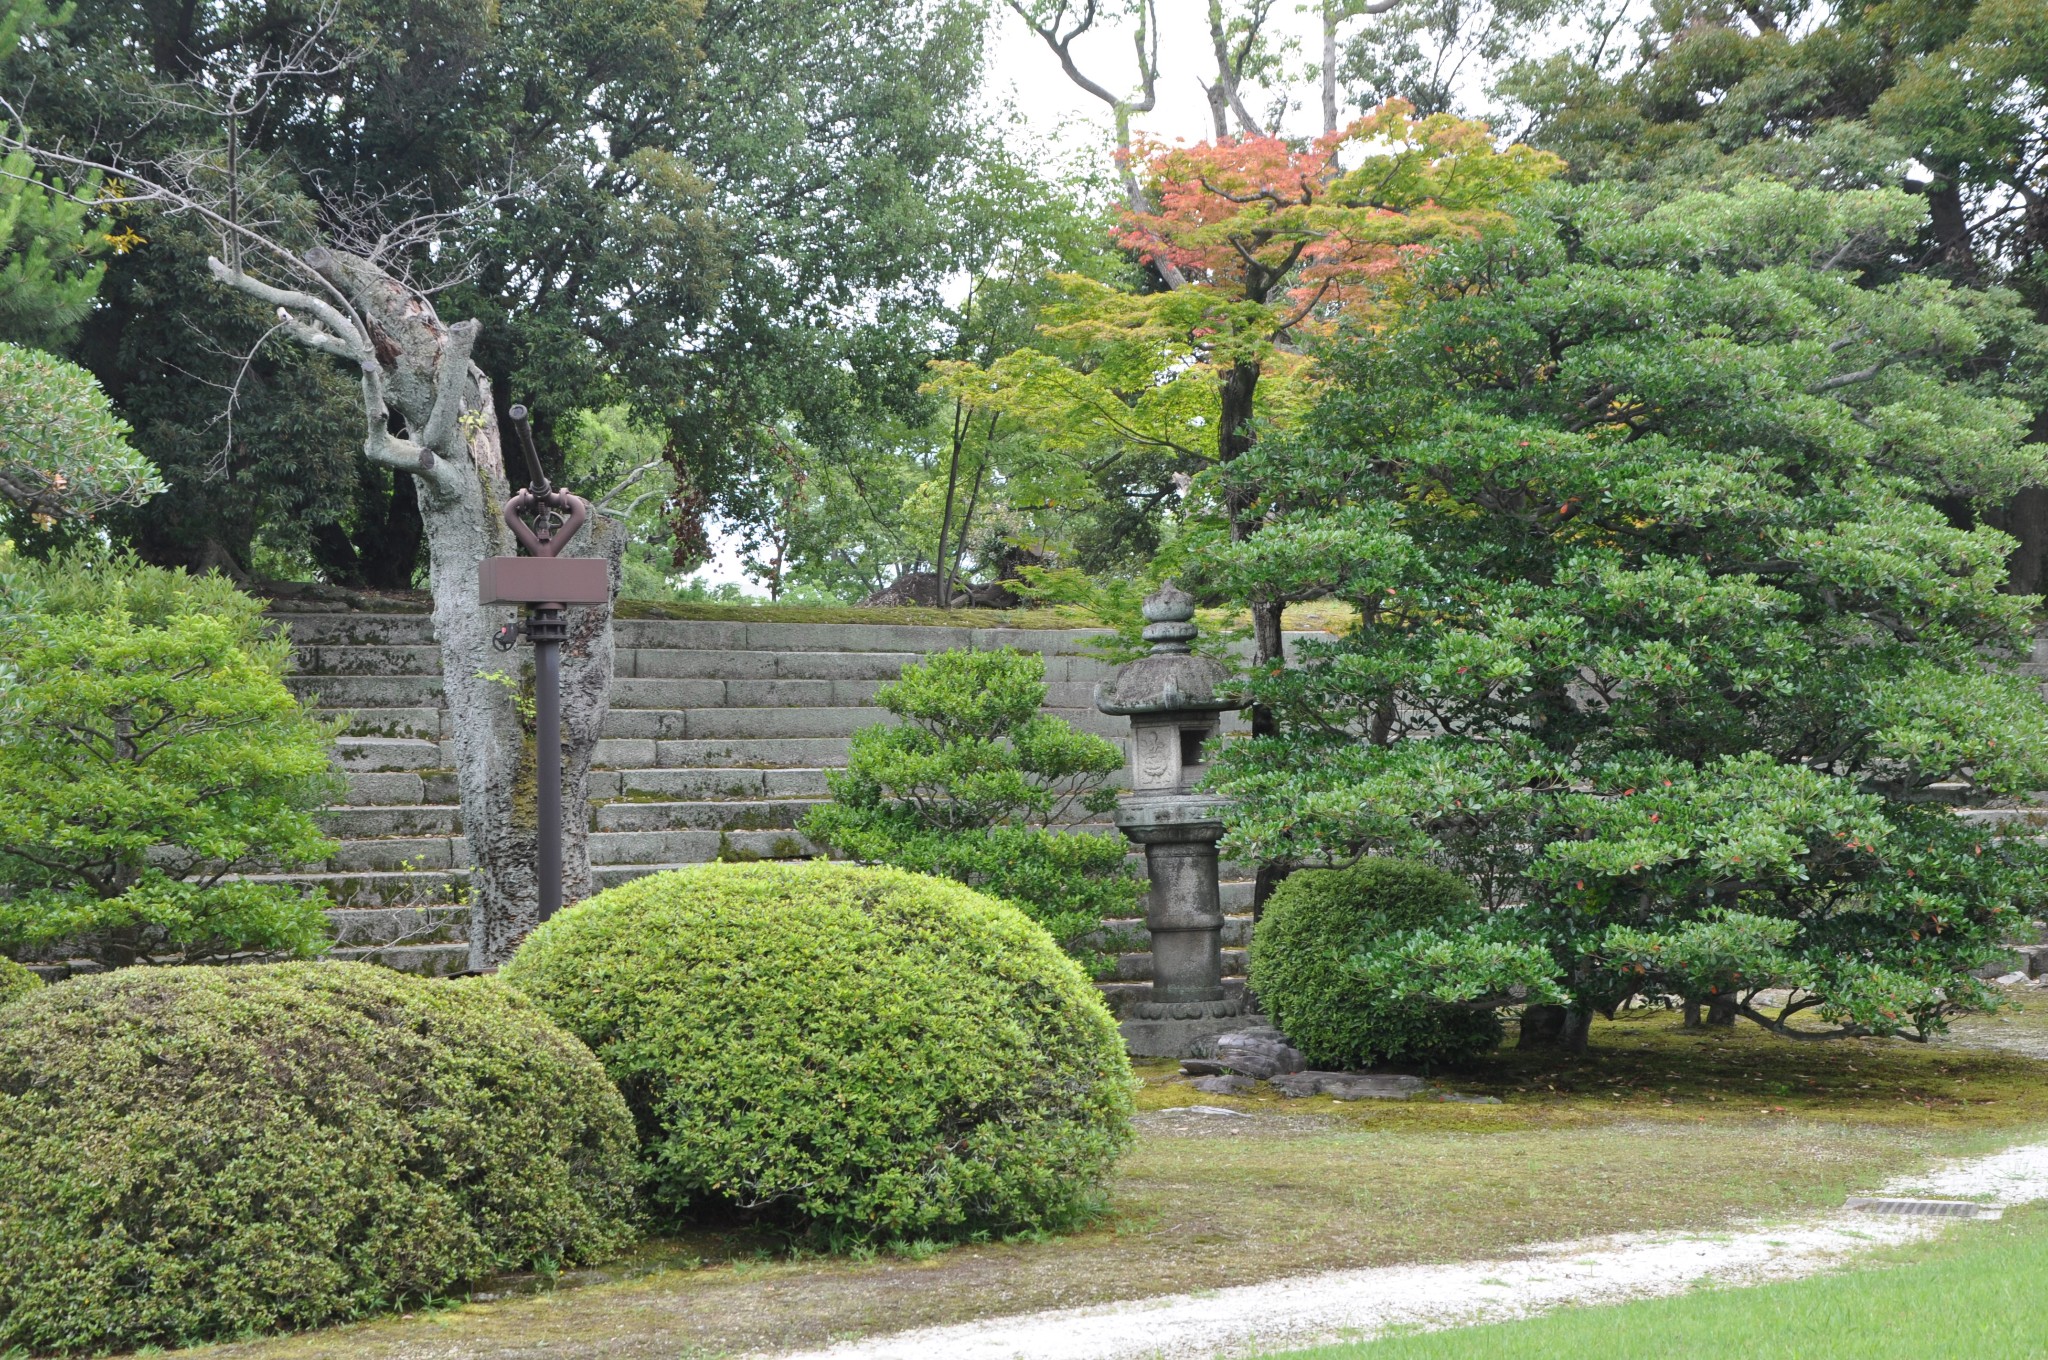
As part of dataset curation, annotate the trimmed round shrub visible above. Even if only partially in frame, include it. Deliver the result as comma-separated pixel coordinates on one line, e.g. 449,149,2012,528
1250,860,1503,1070
0,962,639,1355
501,861,1135,1243
0,958,41,1006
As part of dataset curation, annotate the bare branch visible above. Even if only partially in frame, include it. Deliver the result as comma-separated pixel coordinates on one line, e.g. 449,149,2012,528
418,318,480,452
205,256,372,364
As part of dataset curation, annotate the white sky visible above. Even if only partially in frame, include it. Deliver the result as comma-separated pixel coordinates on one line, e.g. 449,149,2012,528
984,2,1335,146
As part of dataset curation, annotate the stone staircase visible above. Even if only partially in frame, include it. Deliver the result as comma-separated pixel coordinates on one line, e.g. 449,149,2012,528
270,609,1258,1005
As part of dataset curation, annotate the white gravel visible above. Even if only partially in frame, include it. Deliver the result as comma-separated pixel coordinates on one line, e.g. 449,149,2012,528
771,1141,2048,1360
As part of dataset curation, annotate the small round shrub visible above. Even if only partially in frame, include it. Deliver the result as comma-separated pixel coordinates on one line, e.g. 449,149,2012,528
1250,859,1503,1070
0,962,639,1355
0,958,41,1006
501,861,1135,1243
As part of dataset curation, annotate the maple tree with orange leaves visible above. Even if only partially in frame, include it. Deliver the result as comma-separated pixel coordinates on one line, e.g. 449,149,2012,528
931,100,1557,690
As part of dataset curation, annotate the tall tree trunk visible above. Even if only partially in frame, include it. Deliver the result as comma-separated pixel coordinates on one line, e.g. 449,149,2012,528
212,247,619,969
936,398,965,609
1219,358,1281,696
1221,356,1289,909
1322,2,1340,134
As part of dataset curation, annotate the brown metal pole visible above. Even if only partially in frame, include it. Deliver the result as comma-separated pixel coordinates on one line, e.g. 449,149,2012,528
531,604,564,923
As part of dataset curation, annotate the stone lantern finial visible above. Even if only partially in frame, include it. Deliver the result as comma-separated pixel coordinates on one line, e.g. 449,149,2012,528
1140,582,1197,655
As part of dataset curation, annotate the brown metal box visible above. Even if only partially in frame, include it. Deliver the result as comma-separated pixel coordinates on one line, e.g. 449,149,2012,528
478,556,611,605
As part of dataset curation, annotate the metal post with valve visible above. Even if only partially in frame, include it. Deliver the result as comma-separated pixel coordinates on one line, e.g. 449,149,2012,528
479,405,608,924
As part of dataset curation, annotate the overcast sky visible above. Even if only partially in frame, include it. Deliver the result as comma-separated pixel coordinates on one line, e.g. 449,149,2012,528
984,2,1335,147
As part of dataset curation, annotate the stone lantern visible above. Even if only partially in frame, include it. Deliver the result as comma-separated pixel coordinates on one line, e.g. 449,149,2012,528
1095,583,1250,1055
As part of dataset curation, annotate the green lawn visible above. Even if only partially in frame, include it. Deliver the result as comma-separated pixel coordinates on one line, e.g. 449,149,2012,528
1265,1203,2048,1360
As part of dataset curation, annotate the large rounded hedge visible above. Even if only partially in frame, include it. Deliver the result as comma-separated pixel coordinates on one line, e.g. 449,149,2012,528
501,861,1135,1243
0,958,41,1006
0,963,638,1355
1249,860,1503,1070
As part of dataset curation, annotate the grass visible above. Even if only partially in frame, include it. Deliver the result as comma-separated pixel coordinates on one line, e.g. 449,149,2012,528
167,1003,2048,1360
1261,1201,2048,1360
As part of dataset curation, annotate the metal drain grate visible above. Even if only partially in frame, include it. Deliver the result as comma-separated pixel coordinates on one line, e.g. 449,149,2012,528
1846,1197,2001,1220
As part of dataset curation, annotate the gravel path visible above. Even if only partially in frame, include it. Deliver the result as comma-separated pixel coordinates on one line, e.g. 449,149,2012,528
773,1138,2048,1360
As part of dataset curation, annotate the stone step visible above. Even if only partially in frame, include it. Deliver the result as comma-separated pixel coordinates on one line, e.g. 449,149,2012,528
232,869,470,907
335,737,444,771
326,942,471,976
317,805,463,838
597,706,897,741
617,767,834,800
615,620,1118,654
296,644,444,676
594,737,854,769
607,676,1104,710
275,613,438,646
592,799,822,833
322,837,467,872
326,904,469,945
289,675,444,707
345,772,431,806
335,708,445,739
588,828,820,865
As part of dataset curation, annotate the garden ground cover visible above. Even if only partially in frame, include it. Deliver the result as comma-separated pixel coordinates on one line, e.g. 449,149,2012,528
163,999,2048,1360
1260,1199,2048,1360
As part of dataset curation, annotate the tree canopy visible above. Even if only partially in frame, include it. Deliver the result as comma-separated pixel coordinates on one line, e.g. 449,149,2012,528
5,0,1003,577
1207,179,2048,1046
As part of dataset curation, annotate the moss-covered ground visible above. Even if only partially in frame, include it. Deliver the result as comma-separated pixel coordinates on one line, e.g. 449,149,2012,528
159,997,2048,1360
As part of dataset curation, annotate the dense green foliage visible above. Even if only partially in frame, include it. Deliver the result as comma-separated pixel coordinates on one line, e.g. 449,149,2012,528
1250,861,1503,1070
0,955,39,1004
5,0,1005,577
801,648,1137,947
0,0,108,352
502,861,1135,1244
0,962,639,1355
0,341,161,521
0,555,341,968
1208,180,2048,1044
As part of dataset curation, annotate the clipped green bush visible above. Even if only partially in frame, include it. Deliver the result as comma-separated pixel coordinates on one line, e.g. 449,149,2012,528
502,861,1135,1243
0,957,40,1005
799,647,1138,950
1250,860,1503,1070
0,962,638,1355
0,553,342,969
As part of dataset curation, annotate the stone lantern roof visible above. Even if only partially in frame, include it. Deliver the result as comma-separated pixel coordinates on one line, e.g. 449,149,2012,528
1094,583,1244,717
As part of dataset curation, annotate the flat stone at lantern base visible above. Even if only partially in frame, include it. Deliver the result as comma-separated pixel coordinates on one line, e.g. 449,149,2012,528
1120,1011,1274,1059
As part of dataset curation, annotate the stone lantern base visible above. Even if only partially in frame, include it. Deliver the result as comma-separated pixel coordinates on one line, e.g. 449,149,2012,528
1112,810,1268,1057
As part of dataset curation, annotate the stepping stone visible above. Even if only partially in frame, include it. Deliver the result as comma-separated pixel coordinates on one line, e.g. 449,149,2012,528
1191,1074,1256,1095
1321,1073,1427,1101
1213,1032,1306,1079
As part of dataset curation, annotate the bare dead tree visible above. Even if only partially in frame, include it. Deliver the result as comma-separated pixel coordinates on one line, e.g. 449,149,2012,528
2,94,636,968
1003,0,1189,287
1321,0,1403,135
1202,0,1280,139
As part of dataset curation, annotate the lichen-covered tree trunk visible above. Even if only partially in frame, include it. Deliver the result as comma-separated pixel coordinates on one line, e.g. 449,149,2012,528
212,248,618,969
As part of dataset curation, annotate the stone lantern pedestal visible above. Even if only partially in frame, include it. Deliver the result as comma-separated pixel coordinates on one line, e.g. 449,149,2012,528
1096,584,1263,1057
